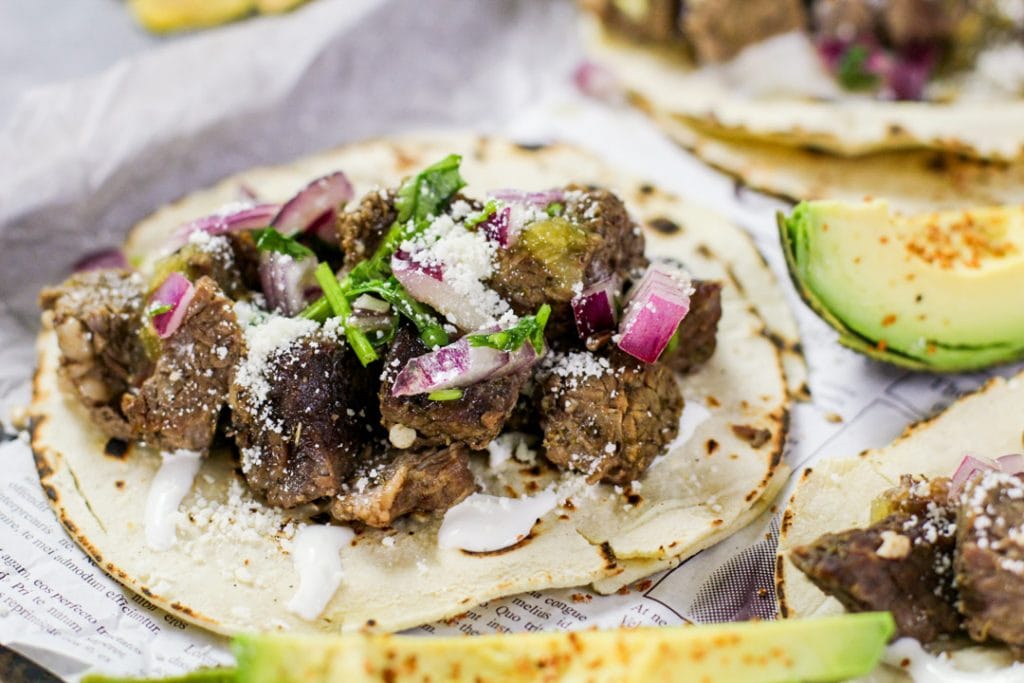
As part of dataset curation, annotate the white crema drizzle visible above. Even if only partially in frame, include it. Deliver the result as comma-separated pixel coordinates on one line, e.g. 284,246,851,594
286,525,354,621
884,638,1024,682
144,449,203,551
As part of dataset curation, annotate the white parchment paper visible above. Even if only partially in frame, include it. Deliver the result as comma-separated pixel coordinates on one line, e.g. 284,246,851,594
1,0,1020,679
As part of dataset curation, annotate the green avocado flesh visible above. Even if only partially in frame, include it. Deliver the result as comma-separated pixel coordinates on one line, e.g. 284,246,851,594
84,613,894,683
780,200,1024,371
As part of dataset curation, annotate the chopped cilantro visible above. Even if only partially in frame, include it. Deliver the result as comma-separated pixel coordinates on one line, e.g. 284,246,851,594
427,388,463,401
314,263,378,366
837,44,878,91
464,200,499,230
147,303,173,318
467,304,550,354
253,228,314,260
545,201,564,217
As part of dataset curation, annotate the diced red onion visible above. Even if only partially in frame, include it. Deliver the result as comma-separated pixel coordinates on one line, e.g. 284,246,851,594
487,189,565,207
572,60,624,102
572,276,620,340
259,251,318,317
996,454,1024,475
480,206,511,247
885,46,936,101
150,272,195,339
304,209,338,243
172,203,280,249
951,455,996,496
616,264,692,364
272,171,353,237
73,248,127,272
391,332,543,397
392,252,492,331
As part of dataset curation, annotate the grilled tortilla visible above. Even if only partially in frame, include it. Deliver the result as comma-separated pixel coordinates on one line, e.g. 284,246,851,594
32,135,798,635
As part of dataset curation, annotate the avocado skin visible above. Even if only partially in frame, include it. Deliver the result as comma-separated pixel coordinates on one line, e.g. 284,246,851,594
82,669,235,683
778,202,1024,372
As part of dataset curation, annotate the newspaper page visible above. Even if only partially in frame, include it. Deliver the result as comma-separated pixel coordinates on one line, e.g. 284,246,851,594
2,0,1019,679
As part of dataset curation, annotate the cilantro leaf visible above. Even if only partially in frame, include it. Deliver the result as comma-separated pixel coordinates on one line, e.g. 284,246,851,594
467,304,551,354
464,200,499,230
545,201,564,217
253,228,315,260
394,154,466,225
837,44,879,91
147,303,173,318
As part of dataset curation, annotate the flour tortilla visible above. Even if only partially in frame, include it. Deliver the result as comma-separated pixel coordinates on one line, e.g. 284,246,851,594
32,135,795,635
584,17,1024,162
777,370,1024,680
645,109,1024,215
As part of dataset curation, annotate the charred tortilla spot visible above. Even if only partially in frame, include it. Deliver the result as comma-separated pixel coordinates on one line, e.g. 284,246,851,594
104,437,129,458
515,142,547,152
626,493,642,505
801,467,814,481
731,424,772,448
33,450,54,480
114,480,125,490
599,541,617,570
775,556,789,617
461,531,535,557
696,244,713,258
638,183,655,195
647,217,681,235
781,508,793,535
43,484,59,502
745,489,759,502
141,586,154,597
706,438,719,455
888,124,905,138
711,519,724,527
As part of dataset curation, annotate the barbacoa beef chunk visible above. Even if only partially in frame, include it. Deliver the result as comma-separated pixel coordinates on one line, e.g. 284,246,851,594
489,187,647,341
122,276,243,452
158,232,260,301
659,279,722,374
379,327,528,450
539,349,683,484
231,325,380,508
584,0,685,45
40,269,152,440
683,0,808,63
329,444,475,528
790,476,961,643
337,189,396,271
956,472,1024,653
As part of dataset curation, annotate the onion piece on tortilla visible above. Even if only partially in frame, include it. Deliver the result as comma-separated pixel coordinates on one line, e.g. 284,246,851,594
391,332,541,397
73,248,127,272
950,454,1024,496
173,203,280,249
272,171,353,241
258,251,318,317
149,272,195,338
616,264,692,363
572,276,619,340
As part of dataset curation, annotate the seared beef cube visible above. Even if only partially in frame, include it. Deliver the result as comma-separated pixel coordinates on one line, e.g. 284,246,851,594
489,188,647,341
40,269,152,440
813,0,878,43
790,476,960,643
122,277,243,452
881,0,967,47
158,233,259,300
683,0,808,63
379,327,528,450
539,349,683,484
956,472,1024,652
231,325,379,508
659,279,721,374
337,189,396,271
329,444,475,528
584,0,685,44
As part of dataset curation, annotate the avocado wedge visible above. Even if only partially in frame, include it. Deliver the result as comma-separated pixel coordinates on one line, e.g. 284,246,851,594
82,614,893,682
780,200,1024,371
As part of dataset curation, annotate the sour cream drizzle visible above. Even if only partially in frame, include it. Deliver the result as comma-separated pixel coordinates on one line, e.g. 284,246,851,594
884,638,1024,682
286,525,354,621
438,488,560,553
144,449,203,551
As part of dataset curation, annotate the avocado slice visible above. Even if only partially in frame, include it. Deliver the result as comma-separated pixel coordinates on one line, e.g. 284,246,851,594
231,613,893,683
780,200,1024,371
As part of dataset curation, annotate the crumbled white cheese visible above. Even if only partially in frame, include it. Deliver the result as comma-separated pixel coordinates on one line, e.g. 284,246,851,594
876,531,911,560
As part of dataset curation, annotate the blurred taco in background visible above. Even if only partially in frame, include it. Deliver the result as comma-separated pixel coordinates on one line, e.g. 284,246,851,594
580,0,1024,160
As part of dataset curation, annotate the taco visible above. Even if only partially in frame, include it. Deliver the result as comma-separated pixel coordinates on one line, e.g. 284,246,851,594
581,0,1024,160
777,370,1024,679
31,135,796,635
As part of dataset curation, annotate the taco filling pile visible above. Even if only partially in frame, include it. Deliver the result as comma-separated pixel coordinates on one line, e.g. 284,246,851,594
585,0,1024,102
41,155,720,529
